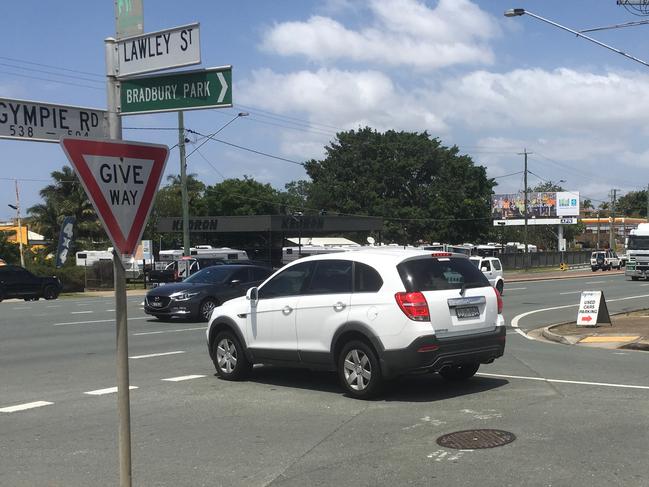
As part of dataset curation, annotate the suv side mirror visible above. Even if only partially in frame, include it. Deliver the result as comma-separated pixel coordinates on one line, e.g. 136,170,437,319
246,287,258,304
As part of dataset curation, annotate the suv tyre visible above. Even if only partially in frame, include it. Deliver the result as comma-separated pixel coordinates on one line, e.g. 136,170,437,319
338,340,382,399
439,362,480,381
213,331,251,381
199,298,218,322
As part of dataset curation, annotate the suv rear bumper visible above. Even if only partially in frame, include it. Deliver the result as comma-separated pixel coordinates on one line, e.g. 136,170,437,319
379,327,506,378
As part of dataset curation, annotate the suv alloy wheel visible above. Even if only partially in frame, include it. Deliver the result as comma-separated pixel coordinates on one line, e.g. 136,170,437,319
212,331,251,380
338,340,382,399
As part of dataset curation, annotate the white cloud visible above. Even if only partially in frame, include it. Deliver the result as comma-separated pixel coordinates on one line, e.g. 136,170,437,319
239,67,447,137
261,0,499,70
434,68,649,132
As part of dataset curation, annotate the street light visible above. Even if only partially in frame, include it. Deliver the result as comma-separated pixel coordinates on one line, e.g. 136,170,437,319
8,179,25,267
503,8,649,69
177,111,249,256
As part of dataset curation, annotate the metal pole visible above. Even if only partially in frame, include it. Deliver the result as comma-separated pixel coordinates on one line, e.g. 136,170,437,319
14,180,25,267
105,37,132,487
610,189,618,250
596,212,600,250
519,149,530,269
646,183,649,222
178,111,190,257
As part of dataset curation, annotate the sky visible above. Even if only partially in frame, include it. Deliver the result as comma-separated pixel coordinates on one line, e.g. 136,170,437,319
2,0,649,222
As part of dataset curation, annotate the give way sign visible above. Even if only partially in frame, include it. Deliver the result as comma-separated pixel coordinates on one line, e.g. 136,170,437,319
60,137,169,255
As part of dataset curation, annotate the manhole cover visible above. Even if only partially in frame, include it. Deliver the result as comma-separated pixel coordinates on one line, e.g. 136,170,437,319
436,429,516,450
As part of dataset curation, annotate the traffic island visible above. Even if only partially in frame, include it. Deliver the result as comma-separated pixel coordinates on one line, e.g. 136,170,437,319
542,309,649,351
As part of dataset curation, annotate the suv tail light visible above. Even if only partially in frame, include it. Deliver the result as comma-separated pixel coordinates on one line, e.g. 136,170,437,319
395,292,430,321
494,287,503,314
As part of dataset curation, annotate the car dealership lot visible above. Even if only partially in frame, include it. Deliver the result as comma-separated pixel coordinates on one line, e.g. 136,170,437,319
1,279,649,486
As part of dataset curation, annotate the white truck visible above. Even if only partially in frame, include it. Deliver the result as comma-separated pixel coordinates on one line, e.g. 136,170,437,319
625,223,649,281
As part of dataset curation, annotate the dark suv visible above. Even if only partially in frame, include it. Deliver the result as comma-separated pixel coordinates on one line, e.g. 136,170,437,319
0,265,62,301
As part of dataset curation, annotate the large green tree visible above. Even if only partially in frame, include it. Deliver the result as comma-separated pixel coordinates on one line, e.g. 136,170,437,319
304,127,495,243
204,177,284,215
616,190,648,218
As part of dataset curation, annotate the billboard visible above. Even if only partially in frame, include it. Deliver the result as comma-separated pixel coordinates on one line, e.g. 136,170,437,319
492,191,579,226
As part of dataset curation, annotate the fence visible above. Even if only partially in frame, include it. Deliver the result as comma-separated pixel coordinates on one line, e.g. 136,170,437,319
500,251,591,270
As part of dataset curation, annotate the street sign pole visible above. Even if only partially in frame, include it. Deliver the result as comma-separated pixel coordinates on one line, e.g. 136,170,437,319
105,36,132,487
178,111,190,257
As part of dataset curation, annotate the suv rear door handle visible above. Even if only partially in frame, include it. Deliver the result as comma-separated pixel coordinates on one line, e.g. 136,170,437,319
333,302,346,311
282,305,293,315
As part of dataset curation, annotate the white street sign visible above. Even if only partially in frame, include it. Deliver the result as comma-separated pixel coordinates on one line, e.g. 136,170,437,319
117,23,200,77
577,290,611,326
0,98,108,143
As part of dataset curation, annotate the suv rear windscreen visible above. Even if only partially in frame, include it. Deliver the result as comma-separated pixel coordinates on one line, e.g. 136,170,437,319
397,257,490,292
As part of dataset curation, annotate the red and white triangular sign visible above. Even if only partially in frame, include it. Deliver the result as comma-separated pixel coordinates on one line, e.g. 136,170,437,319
60,137,169,256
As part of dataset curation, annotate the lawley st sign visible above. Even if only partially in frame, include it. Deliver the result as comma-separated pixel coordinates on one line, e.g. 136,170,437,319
120,66,232,115
117,23,201,77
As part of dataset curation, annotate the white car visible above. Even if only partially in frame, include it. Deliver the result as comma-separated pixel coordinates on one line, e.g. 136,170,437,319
470,257,504,295
206,249,506,399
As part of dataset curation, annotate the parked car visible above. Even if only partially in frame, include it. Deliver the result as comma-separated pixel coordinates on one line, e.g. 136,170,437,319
144,264,272,321
469,256,504,294
206,249,506,399
0,265,62,301
590,250,621,271
148,257,272,285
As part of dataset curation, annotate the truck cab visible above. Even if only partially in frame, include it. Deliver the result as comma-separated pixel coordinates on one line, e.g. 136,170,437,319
625,223,649,281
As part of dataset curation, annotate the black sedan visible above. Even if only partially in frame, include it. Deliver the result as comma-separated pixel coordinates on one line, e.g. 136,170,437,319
144,264,272,321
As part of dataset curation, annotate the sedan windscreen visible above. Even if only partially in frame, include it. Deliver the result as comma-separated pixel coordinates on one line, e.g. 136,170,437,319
184,267,233,284
398,257,489,292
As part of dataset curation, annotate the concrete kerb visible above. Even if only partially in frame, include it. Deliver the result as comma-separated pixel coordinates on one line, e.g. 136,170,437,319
541,312,649,351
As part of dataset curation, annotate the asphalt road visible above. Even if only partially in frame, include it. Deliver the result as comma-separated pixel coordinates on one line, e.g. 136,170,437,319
1,274,648,486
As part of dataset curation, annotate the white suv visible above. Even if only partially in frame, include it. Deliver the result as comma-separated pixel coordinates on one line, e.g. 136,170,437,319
206,249,506,399
469,256,504,295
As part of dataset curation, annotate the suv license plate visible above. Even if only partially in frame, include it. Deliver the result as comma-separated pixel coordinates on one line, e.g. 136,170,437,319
456,306,479,318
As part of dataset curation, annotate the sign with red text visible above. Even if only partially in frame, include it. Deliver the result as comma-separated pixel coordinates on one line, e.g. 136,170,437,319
60,137,169,255
577,290,611,326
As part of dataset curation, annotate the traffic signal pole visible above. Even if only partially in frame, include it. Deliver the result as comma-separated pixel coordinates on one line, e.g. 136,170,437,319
105,36,132,487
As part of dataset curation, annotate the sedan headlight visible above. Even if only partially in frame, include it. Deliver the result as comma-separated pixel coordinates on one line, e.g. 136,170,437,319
170,291,200,301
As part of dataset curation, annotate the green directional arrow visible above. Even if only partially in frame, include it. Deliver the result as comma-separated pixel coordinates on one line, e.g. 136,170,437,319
120,66,232,115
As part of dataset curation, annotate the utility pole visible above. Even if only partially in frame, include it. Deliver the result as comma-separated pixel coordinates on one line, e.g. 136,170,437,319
178,111,190,257
518,149,531,269
646,183,649,222
596,211,601,250
610,188,620,250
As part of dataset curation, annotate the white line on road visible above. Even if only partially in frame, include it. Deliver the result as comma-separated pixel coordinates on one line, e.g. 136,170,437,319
129,351,185,360
505,287,527,291
510,293,649,339
0,401,54,413
11,306,31,310
84,386,138,396
559,291,582,295
477,372,649,391
585,281,606,284
71,311,94,314
77,303,93,306
46,305,61,308
162,375,206,382
105,309,115,312
53,317,149,326
133,327,205,336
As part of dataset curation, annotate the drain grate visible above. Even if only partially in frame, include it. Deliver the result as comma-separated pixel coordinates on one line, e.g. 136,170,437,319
436,429,516,450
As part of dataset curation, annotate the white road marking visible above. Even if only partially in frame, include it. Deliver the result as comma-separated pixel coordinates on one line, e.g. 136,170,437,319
559,291,582,295
105,309,115,312
477,372,649,391
77,303,93,306
640,283,649,286
54,317,149,326
133,327,205,336
84,386,138,396
510,293,649,339
12,306,32,310
129,351,185,360
162,374,206,382
46,305,61,308
0,401,54,413
585,281,606,284
504,287,527,291
71,311,93,314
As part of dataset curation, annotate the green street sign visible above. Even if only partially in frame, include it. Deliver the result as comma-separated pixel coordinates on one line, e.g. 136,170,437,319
120,66,232,115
